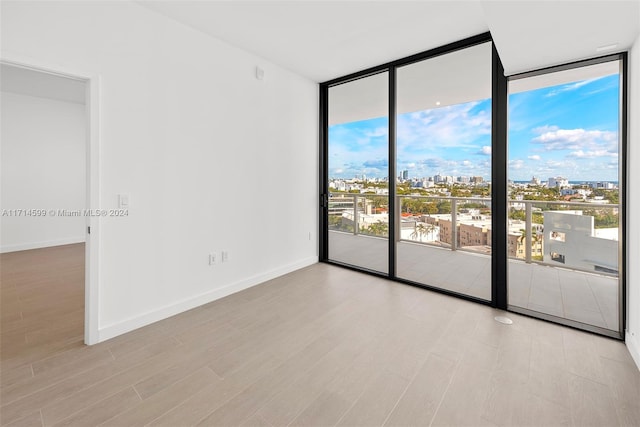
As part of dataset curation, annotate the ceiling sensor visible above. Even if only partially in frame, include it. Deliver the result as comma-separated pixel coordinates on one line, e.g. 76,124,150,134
596,43,618,52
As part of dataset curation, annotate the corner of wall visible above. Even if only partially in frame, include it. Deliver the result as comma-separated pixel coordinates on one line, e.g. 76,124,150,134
627,330,640,370
97,255,318,343
626,31,640,371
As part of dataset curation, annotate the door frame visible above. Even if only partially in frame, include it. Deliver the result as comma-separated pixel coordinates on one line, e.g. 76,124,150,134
1,52,101,345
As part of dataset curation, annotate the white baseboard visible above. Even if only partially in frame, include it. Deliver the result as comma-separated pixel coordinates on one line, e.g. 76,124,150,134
0,237,86,253
626,329,640,371
97,255,319,343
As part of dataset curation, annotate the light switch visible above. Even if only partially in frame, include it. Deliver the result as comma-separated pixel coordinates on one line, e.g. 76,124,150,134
118,194,129,209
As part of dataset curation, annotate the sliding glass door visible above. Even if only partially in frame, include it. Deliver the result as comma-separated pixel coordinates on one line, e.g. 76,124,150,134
507,57,624,335
395,42,493,300
326,72,389,273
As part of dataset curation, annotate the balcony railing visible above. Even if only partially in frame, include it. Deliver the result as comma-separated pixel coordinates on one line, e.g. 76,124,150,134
328,194,390,238
328,193,619,276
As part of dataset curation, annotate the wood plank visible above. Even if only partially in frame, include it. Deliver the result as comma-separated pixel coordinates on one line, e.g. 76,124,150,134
384,353,456,426
1,247,638,427
52,387,140,427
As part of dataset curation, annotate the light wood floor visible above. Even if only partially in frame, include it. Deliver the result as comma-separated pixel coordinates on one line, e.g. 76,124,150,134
1,244,639,426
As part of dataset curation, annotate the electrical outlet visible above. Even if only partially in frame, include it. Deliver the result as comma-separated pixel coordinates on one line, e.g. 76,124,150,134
209,253,216,265
222,251,229,262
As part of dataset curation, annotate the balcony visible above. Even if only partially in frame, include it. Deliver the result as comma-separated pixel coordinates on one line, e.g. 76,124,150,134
328,194,619,332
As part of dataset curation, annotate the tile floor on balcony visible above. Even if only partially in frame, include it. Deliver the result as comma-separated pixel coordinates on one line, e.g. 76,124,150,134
329,231,619,332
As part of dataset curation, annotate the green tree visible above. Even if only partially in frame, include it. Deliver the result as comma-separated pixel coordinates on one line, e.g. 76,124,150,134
363,221,388,237
532,212,544,224
461,202,487,209
584,209,619,228
437,201,451,214
509,209,525,221
425,202,438,214
328,215,342,229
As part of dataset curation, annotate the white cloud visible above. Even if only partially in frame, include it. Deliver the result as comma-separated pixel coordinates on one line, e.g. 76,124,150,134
480,146,491,155
532,125,559,134
531,127,617,155
364,127,388,138
527,155,541,161
544,77,605,97
397,102,491,152
509,159,525,170
569,150,618,159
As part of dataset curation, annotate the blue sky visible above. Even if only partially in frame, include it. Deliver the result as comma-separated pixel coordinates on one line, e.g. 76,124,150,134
329,73,619,182
509,74,619,182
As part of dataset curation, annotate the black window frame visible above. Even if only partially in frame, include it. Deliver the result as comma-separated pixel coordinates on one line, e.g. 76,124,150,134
318,33,627,340
505,53,627,339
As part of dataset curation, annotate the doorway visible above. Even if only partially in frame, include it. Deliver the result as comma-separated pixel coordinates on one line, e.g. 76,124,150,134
0,59,99,347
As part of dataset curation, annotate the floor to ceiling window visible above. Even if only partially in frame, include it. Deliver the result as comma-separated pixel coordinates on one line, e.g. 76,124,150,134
319,35,626,339
507,57,625,336
395,41,493,301
326,71,389,274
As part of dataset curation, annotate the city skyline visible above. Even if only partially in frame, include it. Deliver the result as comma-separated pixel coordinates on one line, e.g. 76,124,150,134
329,72,620,182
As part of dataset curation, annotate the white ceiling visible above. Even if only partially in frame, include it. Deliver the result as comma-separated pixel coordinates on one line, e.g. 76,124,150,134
136,0,490,82
137,0,640,83
3,1,636,120
397,41,492,115
483,0,640,76
0,63,86,104
329,41,492,125
509,60,621,94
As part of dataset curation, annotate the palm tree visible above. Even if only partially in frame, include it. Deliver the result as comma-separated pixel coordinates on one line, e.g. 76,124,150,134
518,227,542,257
410,222,435,242
518,228,541,244
518,228,526,243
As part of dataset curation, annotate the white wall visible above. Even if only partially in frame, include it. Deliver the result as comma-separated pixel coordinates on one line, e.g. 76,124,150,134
0,1,318,341
1,91,86,252
627,32,640,370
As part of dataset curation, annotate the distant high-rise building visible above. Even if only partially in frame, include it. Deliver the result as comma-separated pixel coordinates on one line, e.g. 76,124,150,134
591,181,615,190
400,170,409,181
548,176,569,188
531,176,540,185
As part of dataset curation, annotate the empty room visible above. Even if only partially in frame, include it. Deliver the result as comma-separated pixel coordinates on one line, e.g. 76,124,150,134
1,1,639,426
